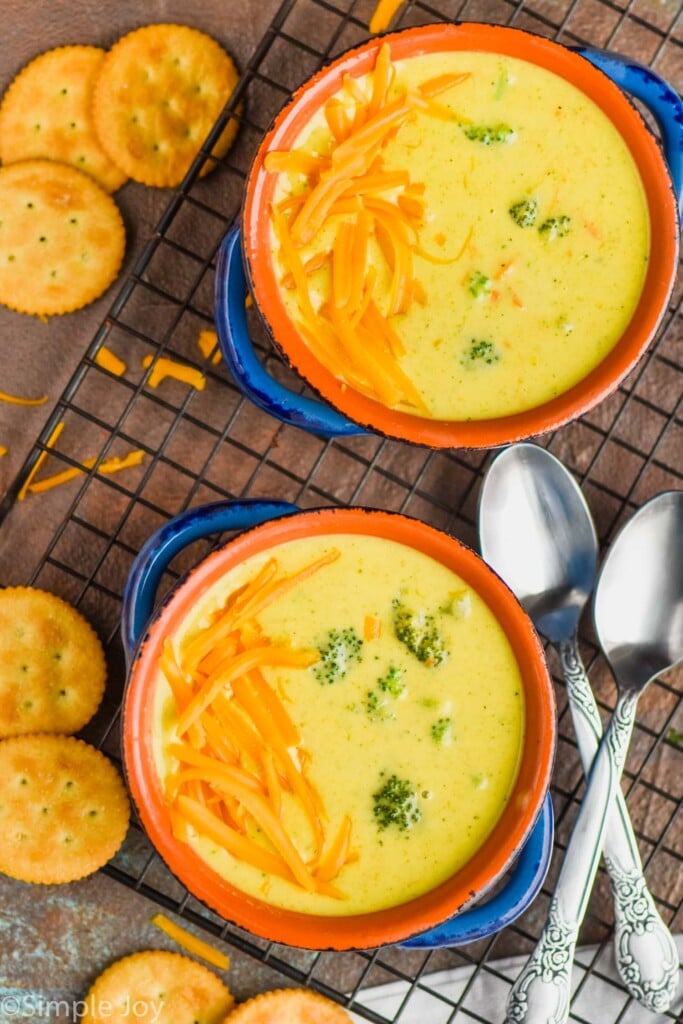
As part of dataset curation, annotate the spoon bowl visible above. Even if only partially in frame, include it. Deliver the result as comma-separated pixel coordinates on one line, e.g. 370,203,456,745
479,443,597,641
594,490,683,692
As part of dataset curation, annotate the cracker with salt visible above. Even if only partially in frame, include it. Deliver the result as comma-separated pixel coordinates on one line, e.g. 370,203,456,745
81,950,234,1024
0,46,127,193
0,587,106,738
224,989,352,1024
0,159,125,316
0,734,130,883
92,24,240,188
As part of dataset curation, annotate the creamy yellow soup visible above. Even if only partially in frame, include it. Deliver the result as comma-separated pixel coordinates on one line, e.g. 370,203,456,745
153,535,525,915
271,50,649,420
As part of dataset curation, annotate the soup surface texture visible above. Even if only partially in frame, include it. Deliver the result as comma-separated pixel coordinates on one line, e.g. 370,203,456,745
267,48,650,420
153,534,525,915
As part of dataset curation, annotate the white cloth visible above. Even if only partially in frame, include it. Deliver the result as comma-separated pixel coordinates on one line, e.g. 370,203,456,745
351,936,683,1024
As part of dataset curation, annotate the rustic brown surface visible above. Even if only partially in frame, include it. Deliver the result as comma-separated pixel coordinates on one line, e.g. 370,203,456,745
0,0,682,1018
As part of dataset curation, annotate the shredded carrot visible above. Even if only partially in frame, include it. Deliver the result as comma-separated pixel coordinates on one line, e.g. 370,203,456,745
197,329,222,365
415,225,473,266
17,420,64,501
0,389,48,406
177,795,296,883
151,913,231,970
369,0,405,34
364,615,382,640
95,346,126,376
142,355,206,392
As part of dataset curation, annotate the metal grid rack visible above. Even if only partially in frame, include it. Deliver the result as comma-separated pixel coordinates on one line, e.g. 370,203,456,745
1,1,682,1021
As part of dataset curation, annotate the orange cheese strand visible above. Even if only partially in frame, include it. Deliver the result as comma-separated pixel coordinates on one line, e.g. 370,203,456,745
231,549,341,629
0,389,48,406
197,329,222,365
264,150,325,176
175,646,319,736
247,668,301,747
324,98,353,143
17,420,64,501
418,72,471,98
176,795,296,884
142,355,206,391
171,757,316,892
369,42,395,115
369,0,405,33
95,346,126,376
27,448,144,496
0,446,7,458
315,815,353,882
150,914,231,970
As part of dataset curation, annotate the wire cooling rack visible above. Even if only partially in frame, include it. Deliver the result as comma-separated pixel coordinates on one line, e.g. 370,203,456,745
1,1,682,1021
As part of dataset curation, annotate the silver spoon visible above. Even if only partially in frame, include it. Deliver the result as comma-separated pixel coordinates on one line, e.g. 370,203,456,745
479,444,679,1013
501,487,683,1023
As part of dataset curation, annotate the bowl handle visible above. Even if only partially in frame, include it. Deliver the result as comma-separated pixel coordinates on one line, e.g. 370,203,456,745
400,791,554,948
214,226,369,438
121,499,299,666
578,48,683,218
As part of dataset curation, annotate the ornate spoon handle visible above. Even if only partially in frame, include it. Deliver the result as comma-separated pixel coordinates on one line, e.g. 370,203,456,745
507,693,638,1024
558,640,679,1011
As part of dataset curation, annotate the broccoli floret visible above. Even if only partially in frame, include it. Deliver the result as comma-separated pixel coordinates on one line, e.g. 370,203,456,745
439,589,472,619
392,598,447,667
365,690,396,722
314,627,363,684
539,215,571,239
468,271,492,299
459,339,500,367
377,664,406,697
509,197,538,228
372,773,422,831
462,123,514,145
431,717,452,744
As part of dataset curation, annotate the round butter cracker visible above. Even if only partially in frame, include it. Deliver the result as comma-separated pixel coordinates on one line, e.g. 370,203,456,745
0,586,106,738
0,734,130,884
0,45,127,193
224,990,352,1024
81,950,234,1024
0,159,125,316
92,23,240,187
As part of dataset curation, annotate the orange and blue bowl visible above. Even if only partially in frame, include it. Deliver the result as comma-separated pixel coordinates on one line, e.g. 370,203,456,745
122,500,556,949
215,22,681,449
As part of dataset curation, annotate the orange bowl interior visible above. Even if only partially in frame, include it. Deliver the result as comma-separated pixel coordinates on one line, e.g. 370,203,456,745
123,508,556,949
243,22,678,449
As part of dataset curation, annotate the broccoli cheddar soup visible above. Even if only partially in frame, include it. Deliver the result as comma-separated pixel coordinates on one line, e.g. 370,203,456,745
264,46,650,420
153,534,525,916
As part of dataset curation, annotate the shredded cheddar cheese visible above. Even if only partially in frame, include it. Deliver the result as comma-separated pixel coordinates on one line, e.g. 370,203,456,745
95,346,127,376
0,445,7,458
17,420,64,501
197,329,222,365
159,549,358,898
369,0,405,35
26,447,145,496
264,42,473,411
150,913,231,970
0,390,48,406
142,355,206,391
